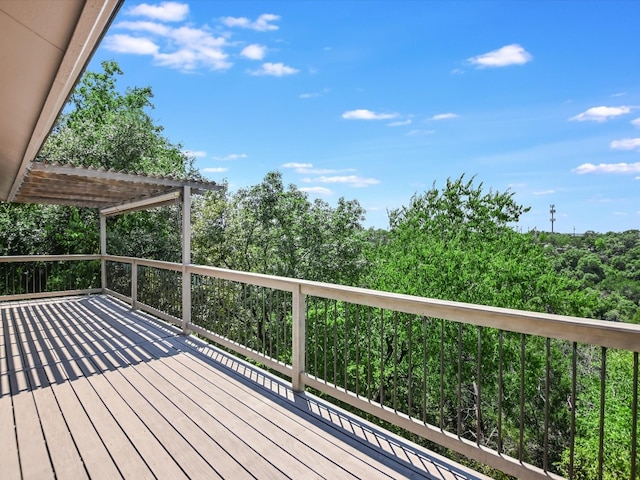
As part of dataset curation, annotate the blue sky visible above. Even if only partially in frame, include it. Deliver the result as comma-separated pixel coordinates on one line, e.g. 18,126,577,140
88,1,640,233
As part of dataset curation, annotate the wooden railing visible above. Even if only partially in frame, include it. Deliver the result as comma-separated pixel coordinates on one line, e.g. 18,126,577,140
2,254,639,480
0,255,101,301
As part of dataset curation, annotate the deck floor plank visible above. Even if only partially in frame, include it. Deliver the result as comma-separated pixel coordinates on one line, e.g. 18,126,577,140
133,357,311,480
175,346,461,480
68,374,156,480
49,378,123,480
0,392,21,479
87,358,222,478
0,295,489,480
9,302,89,480
34,300,178,480
82,368,189,480
161,351,388,479
31,384,88,480
34,304,125,480
7,306,56,480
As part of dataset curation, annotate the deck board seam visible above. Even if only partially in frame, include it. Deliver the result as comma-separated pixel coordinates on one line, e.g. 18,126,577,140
42,300,229,479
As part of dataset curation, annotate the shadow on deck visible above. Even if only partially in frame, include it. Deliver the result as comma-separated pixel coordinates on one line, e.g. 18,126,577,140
0,295,488,480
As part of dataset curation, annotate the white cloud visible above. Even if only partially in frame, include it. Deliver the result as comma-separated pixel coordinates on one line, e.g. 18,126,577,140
342,109,399,120
251,62,299,76
282,162,312,169
570,106,632,122
299,88,330,99
468,44,532,68
127,2,189,22
573,162,640,174
104,34,159,55
220,13,280,31
106,22,231,71
300,187,333,195
212,153,247,161
241,44,267,60
387,119,412,127
201,167,228,173
282,162,355,174
431,113,457,120
632,117,640,127
115,21,172,36
316,175,380,188
183,150,207,158
532,189,555,196
610,138,640,150
407,129,435,136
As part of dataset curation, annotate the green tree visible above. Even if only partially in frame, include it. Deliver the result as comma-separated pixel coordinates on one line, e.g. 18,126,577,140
193,171,369,285
0,61,197,261
364,175,589,472
40,61,194,177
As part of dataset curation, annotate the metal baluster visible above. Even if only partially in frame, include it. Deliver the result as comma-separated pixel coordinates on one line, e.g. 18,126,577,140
423,316,427,424
476,326,482,445
408,313,413,419
367,307,372,400
243,283,248,347
598,347,607,480
261,288,267,356
498,331,504,454
313,296,318,378
631,351,638,480
323,298,328,383
344,302,349,391
519,334,526,461
544,337,550,472
284,292,289,364
268,289,274,359
440,319,444,430
457,323,463,437
355,304,360,397
333,300,338,387
380,309,385,406
393,311,398,412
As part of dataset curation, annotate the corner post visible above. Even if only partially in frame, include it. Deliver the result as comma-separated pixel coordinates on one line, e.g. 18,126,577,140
131,259,138,309
292,283,306,392
100,213,107,292
182,186,191,335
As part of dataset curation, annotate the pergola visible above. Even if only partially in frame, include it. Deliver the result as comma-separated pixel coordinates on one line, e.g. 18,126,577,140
0,0,220,313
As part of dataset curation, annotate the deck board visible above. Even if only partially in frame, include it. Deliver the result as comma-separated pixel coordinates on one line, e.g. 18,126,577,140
0,295,489,480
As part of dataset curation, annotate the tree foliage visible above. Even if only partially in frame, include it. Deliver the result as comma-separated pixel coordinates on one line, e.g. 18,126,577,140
193,171,370,285
0,61,198,261
40,61,193,176
374,175,588,315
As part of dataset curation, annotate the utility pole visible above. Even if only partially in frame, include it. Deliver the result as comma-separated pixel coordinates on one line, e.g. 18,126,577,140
550,204,556,233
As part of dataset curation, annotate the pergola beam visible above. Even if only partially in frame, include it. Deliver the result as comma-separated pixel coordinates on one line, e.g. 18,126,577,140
100,190,182,216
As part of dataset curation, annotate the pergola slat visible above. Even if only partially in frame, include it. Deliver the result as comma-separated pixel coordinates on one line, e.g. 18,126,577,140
11,162,220,209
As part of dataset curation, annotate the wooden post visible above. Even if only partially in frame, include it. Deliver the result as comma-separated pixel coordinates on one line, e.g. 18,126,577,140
292,283,306,392
100,213,106,292
131,259,138,309
182,186,191,335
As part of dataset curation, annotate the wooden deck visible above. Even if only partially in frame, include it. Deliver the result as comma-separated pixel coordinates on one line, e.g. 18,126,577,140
0,295,488,480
